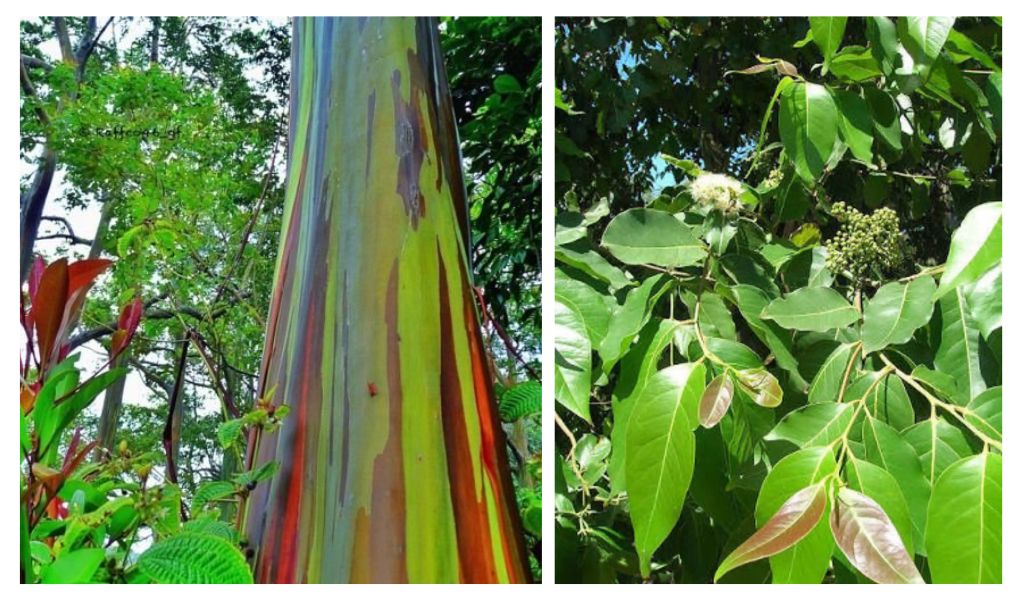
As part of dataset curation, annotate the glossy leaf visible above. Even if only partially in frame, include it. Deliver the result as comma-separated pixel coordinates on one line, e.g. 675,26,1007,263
779,81,839,182
601,208,706,267
755,446,837,583
810,17,848,74
861,277,936,353
830,487,924,584
808,342,858,404
555,268,613,350
935,201,1002,299
833,88,874,163
609,319,684,494
844,457,915,556
735,368,782,408
899,17,956,76
964,265,1002,338
699,373,734,428
903,417,973,485
766,402,855,448
935,287,986,401
966,386,1001,443
40,548,105,583
925,452,1001,583
761,286,859,332
554,299,592,423
867,17,900,76
598,275,672,373
626,363,705,576
715,481,828,581
862,415,931,543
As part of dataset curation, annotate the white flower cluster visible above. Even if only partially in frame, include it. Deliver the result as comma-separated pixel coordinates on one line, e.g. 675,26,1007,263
689,172,745,213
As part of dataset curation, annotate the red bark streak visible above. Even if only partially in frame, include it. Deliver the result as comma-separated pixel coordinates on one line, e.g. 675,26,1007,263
437,248,498,582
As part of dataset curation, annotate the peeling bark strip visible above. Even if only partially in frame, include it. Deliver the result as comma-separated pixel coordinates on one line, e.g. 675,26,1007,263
243,17,530,583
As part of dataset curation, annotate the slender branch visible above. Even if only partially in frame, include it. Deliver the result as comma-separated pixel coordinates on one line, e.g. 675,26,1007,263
163,337,191,488
879,353,1002,450
40,215,92,245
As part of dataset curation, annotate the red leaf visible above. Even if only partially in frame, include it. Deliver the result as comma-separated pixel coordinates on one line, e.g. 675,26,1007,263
118,296,143,334
28,256,45,301
111,297,143,357
67,259,112,297
31,259,69,375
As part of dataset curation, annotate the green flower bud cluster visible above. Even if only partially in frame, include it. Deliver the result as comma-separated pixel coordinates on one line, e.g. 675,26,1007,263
760,167,784,191
825,202,913,285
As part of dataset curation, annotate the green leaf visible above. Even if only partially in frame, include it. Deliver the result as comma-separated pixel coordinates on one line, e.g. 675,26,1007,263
598,275,672,374
755,446,837,583
569,434,611,487
554,299,592,423
925,452,1001,583
493,73,521,94
626,362,705,576
830,487,923,584
193,481,237,509
139,533,253,583
696,292,737,340
498,380,542,422
766,402,855,448
704,337,761,370
555,267,614,348
216,418,244,449
715,481,828,581
828,46,883,82
935,288,986,402
849,372,914,432
556,239,632,291
935,202,1002,299
966,386,1001,443
808,342,859,404
609,319,684,494
832,89,874,163
862,416,931,545
867,17,900,76
778,81,839,182
864,88,904,152
761,286,859,332
40,548,105,583
809,17,847,74
862,277,936,353
903,417,973,485
698,373,734,428
899,17,956,77
731,285,801,378
601,208,707,267
844,457,915,556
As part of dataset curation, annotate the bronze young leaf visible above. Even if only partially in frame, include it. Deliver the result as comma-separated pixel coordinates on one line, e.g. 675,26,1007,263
831,487,924,584
699,373,734,428
714,481,828,581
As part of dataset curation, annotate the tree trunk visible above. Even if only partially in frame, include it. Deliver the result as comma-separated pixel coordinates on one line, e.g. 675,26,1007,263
242,17,530,583
97,352,127,452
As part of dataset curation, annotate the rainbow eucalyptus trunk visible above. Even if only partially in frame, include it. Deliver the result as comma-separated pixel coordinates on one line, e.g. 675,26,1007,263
242,17,530,583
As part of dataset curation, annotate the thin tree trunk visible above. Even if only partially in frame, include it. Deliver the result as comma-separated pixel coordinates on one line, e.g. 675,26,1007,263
149,17,161,66
98,352,128,452
242,17,529,583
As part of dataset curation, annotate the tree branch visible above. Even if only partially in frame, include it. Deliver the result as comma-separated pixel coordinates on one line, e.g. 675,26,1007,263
67,292,249,350
40,215,93,245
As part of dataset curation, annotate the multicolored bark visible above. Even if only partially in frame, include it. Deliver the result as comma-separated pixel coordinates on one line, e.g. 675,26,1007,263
242,17,530,583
